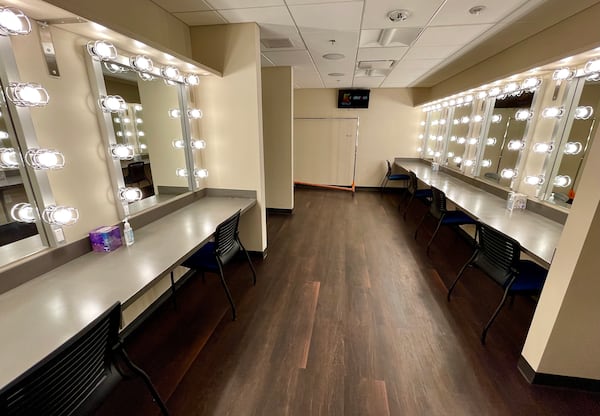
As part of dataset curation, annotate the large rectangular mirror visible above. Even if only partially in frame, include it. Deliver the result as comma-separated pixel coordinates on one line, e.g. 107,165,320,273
446,103,472,169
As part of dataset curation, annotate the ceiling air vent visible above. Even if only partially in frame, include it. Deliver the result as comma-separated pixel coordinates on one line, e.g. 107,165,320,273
261,38,294,49
358,60,395,70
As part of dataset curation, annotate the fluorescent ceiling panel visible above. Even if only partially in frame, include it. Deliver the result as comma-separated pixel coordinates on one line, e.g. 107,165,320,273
174,11,227,25
359,28,422,48
358,47,408,61
361,0,445,29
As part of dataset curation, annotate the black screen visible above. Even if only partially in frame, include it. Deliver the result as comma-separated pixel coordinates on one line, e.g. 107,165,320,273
337,89,370,109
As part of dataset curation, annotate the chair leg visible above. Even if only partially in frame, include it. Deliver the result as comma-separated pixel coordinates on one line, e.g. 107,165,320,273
380,177,389,194
447,250,477,301
217,261,237,321
116,346,170,415
481,284,513,344
426,217,445,254
169,271,177,309
402,194,415,220
414,211,429,240
238,240,257,285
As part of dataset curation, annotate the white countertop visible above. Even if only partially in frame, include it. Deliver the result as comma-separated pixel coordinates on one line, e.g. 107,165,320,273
0,195,255,390
396,159,562,267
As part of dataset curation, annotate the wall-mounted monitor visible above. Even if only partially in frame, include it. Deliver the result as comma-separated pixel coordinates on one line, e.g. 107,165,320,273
337,89,370,109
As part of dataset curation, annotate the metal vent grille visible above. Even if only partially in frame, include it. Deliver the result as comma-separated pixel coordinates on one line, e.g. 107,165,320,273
261,38,294,49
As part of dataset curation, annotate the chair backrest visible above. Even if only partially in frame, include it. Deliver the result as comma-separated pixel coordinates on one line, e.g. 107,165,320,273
429,187,448,219
385,160,392,177
0,302,122,416
475,223,521,287
407,171,418,194
127,161,146,182
214,210,242,264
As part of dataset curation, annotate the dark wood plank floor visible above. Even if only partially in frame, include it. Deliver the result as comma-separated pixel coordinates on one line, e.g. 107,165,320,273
96,188,600,416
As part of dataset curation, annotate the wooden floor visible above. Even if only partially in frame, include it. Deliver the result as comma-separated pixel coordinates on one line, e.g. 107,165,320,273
96,188,600,416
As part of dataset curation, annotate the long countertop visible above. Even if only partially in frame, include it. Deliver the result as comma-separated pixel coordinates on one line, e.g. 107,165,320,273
0,195,256,390
395,159,562,267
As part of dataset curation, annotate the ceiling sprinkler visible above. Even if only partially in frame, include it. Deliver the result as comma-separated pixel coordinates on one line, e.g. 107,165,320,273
387,9,410,22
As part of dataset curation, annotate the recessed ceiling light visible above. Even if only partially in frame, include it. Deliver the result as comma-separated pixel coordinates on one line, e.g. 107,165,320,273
323,53,345,60
328,72,345,77
469,5,486,15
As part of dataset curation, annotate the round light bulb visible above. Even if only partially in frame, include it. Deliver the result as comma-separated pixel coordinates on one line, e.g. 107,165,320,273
453,156,462,164
172,139,185,149
486,138,497,146
491,114,502,123
18,85,42,104
0,148,18,168
175,168,188,177
11,203,35,223
542,107,563,119
515,109,532,121
447,152,454,157
507,140,524,151
463,159,474,167
191,139,206,149
500,168,517,179
168,109,180,118
574,106,593,120
553,175,572,187
460,116,470,124
524,175,544,185
36,152,58,168
473,115,483,122
481,159,492,167
188,108,203,119
457,137,466,144
564,142,583,155
468,138,478,145
532,142,553,153
0,8,25,34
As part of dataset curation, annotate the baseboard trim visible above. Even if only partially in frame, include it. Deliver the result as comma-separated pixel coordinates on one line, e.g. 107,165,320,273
267,208,294,215
518,355,600,392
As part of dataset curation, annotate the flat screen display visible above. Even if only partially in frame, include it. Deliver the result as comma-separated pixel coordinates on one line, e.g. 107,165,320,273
337,89,370,109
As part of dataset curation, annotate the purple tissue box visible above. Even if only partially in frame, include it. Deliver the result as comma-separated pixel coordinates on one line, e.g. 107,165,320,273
89,225,122,252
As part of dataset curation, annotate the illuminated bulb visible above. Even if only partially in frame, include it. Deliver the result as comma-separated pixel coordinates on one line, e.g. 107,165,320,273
134,104,143,111
553,175,572,187
418,134,424,139
435,104,442,109
416,147,422,152
522,77,541,89
99,95,126,113
25,149,65,170
434,151,441,158
449,99,456,106
194,168,208,178
185,74,200,86
533,142,553,153
420,121,426,126
524,175,544,185
574,106,593,120
43,205,79,226
464,95,474,102
491,114,502,123
486,137,497,146
564,142,583,155
0,148,18,168
104,62,128,74
542,106,564,119
515,109,532,121
6,83,49,107
119,187,143,203
138,72,155,81
481,159,492,168
460,116,470,124
175,168,188,177
161,65,180,80
477,91,487,99
468,138,478,145
168,108,181,118
447,152,454,157
114,117,121,123
110,144,134,160
11,202,35,223
437,136,444,142
130,55,153,72
136,118,143,124
125,131,132,137
450,136,456,142
187,108,203,119
439,119,446,125
584,59,600,74
587,73,600,82
140,143,147,150
473,115,483,123
463,159,474,167
504,82,519,93
453,156,462,164
427,149,434,155
453,119,459,125
86,40,117,61
442,101,449,107
172,139,185,149
456,97,464,104
457,137,466,144
116,131,123,137
432,120,439,126
488,87,501,96
507,140,525,151
122,117,131,123
138,131,145,137
0,7,31,36
0,131,8,139
553,68,574,81
191,139,206,149
500,168,517,179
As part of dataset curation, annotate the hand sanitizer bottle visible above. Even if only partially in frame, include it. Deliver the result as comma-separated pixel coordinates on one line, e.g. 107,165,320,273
123,218,134,246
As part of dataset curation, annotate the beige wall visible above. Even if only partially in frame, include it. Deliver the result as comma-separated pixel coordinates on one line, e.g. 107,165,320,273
262,67,294,210
189,23,267,252
44,0,192,58
294,89,421,187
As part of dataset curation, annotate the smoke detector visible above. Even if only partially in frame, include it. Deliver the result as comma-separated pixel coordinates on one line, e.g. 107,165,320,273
387,9,410,22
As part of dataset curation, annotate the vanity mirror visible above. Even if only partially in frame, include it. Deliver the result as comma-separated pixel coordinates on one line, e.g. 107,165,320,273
477,92,535,187
446,102,473,169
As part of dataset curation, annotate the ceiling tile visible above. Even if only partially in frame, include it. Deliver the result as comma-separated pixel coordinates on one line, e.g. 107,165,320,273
358,47,408,61
430,0,529,26
263,49,314,66
286,0,361,4
289,2,363,32
402,45,461,60
416,25,493,46
151,0,212,13
294,69,324,88
353,76,385,88
301,30,359,56
362,0,445,29
218,6,293,25
359,28,422,47
205,0,283,9
174,11,227,25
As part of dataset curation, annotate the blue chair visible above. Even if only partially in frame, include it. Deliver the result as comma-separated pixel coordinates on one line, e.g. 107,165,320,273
447,223,548,344
402,170,433,220
180,210,256,320
414,186,477,253
0,302,169,415
380,160,409,193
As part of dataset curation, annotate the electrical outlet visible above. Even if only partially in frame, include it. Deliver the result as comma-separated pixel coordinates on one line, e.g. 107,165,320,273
53,227,65,244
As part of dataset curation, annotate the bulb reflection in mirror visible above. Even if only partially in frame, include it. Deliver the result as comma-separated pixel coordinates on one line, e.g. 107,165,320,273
457,137,466,144
172,139,185,149
194,168,208,178
439,119,446,125
104,62,128,74
488,87,501,97
447,152,454,158
453,156,462,164
463,159,474,167
553,68,574,81
456,97,464,105
434,151,441,158
139,143,147,151
134,104,143,112
491,114,502,123
468,138,478,145
119,187,143,203
130,55,153,72
542,107,564,119
42,205,79,226
477,91,487,99
136,118,143,124
418,134,423,139
86,40,117,61
6,83,49,107
187,108,203,119
420,121,425,126
168,108,180,118
0,148,18,168
532,142,554,153
473,115,483,123
11,202,36,223
25,149,65,170
500,168,517,179
507,140,525,151
453,119,459,125
464,95,473,103
450,136,456,142
138,72,155,81
437,136,443,142
185,74,200,86
584,59,600,74
522,77,541,89
191,139,206,149
138,131,145,137
504,82,519,93
486,137,497,146
416,147,422,152
99,95,126,113
553,175,572,188
0,7,31,36
515,109,533,121
110,144,134,160
524,175,544,185
460,116,470,124
480,159,492,168
574,106,593,120
175,168,188,177
564,142,583,155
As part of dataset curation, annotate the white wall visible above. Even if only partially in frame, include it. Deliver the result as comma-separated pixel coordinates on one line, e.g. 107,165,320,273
294,89,421,187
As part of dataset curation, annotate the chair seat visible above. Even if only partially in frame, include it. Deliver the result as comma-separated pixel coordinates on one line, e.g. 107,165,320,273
389,173,410,181
441,210,476,225
182,242,219,272
415,189,433,199
509,260,548,292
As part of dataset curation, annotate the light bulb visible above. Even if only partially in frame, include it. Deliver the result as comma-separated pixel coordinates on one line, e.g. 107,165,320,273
122,117,131,123
532,142,553,153
486,137,497,146
191,139,206,149
442,101,449,107
187,108,203,119
491,114,502,123
500,168,517,179
418,134,424,139
138,72,155,81
553,175,572,187
542,107,564,119
110,144,134,160
168,108,181,118
114,117,121,123
416,147,422,152
116,131,123,137
515,109,532,121
456,97,464,105
553,68,574,81
439,119,446,125
99,95,126,113
427,149,434,155
175,168,188,177
468,138,478,145
0,131,8,139
42,205,79,226
464,95,474,102
447,152,454,157
437,136,443,142
434,151,441,157
584,59,600,74
453,156,462,164
463,159,474,167
477,91,487,99
420,121,425,126
574,106,593,120
136,118,143,124
0,148,18,168
11,202,36,223
473,115,483,122
481,159,492,167
450,136,457,142
86,40,117,61
460,116,470,124
449,99,456,106
7,83,49,107
524,175,544,185
504,82,519,93
161,65,180,80
564,142,583,155
134,104,143,111
25,149,65,170
125,131,132,137
119,187,143,203
457,137,466,144
194,168,209,178
0,7,31,36
185,74,200,86
140,143,147,150
172,139,185,149
507,140,525,151
488,87,501,97
431,120,439,126
522,77,541,89
130,55,153,72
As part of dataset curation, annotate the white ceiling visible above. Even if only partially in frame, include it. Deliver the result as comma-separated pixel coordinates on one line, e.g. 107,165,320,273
150,0,547,89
